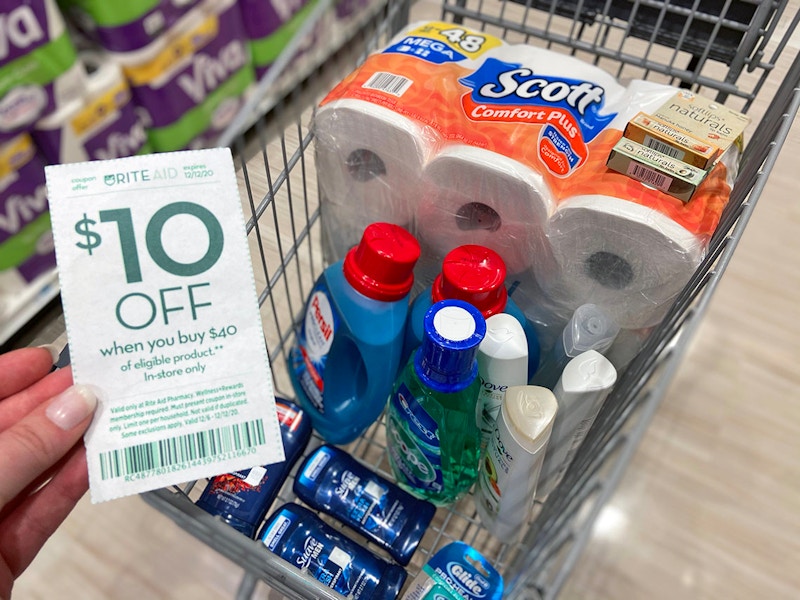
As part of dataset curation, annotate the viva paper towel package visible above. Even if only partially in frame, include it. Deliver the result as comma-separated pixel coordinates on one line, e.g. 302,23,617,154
0,0,85,144
539,80,738,329
0,134,54,284
57,0,201,53
113,0,254,152
32,54,151,163
238,0,318,79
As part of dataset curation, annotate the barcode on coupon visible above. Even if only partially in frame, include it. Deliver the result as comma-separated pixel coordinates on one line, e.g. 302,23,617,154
362,72,413,97
643,135,685,160
628,163,672,191
98,419,266,480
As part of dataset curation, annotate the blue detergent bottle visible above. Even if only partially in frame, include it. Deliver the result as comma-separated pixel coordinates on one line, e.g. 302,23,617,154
289,222,421,444
402,245,540,380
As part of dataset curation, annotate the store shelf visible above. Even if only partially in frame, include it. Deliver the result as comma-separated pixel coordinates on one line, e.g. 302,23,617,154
0,268,59,347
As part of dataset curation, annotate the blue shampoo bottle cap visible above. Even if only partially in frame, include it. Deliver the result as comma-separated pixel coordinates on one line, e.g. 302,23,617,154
415,299,486,393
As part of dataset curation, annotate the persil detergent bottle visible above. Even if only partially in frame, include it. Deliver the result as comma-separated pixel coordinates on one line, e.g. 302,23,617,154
387,299,486,505
289,222,420,444
401,245,540,379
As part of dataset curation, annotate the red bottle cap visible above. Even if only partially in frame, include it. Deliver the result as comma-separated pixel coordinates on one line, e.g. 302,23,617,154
432,245,508,317
344,223,421,301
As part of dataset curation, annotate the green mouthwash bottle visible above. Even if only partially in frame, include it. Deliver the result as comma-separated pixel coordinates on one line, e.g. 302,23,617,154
386,299,486,505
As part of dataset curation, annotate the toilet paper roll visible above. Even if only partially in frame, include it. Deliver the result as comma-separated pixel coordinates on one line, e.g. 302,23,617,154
539,77,735,329
114,0,253,151
0,0,86,144
33,54,150,163
543,192,711,329
314,97,440,262
415,145,555,281
0,134,54,283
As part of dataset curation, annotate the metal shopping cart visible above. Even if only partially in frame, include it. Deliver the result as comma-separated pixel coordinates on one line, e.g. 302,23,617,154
142,0,800,598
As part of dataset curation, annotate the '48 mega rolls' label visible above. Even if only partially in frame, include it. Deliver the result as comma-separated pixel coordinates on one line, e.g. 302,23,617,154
383,21,503,64
386,383,442,493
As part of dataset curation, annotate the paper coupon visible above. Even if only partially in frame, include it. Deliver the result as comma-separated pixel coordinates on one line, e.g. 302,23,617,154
45,148,284,503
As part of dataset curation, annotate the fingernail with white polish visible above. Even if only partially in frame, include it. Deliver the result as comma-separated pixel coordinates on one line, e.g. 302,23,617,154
37,344,62,365
46,385,98,431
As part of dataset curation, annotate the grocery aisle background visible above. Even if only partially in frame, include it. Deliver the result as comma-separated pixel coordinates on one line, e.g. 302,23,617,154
13,1,800,599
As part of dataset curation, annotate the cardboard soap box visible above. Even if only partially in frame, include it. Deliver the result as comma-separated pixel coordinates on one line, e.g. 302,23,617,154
649,91,750,158
623,112,720,169
606,138,708,202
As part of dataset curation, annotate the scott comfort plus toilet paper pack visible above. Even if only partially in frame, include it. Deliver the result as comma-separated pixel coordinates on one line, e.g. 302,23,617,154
540,81,737,329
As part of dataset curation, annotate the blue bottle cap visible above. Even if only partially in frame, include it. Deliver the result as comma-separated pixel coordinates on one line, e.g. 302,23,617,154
415,299,486,393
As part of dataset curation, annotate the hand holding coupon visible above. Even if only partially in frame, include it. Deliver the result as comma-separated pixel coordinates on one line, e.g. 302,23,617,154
45,148,284,503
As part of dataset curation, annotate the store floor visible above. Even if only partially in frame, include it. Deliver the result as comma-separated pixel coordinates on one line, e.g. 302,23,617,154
12,6,800,600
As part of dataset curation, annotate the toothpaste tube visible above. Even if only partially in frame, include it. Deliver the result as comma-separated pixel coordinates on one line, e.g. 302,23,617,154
260,502,407,599
401,541,503,600
195,398,312,538
293,444,436,565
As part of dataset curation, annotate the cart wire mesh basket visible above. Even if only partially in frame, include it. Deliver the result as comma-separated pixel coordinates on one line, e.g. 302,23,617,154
142,0,800,598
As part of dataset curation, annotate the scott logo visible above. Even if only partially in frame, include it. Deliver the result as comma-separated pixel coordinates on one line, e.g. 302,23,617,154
478,68,605,115
459,58,616,145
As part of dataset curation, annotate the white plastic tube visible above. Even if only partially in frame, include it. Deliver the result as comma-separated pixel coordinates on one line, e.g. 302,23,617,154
477,313,529,452
535,350,617,500
476,385,558,540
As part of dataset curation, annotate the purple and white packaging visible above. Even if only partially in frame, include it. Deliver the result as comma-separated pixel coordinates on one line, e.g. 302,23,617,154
32,55,151,164
0,0,86,144
239,0,307,40
0,134,54,284
238,0,323,81
335,0,370,20
113,0,254,151
59,0,202,53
